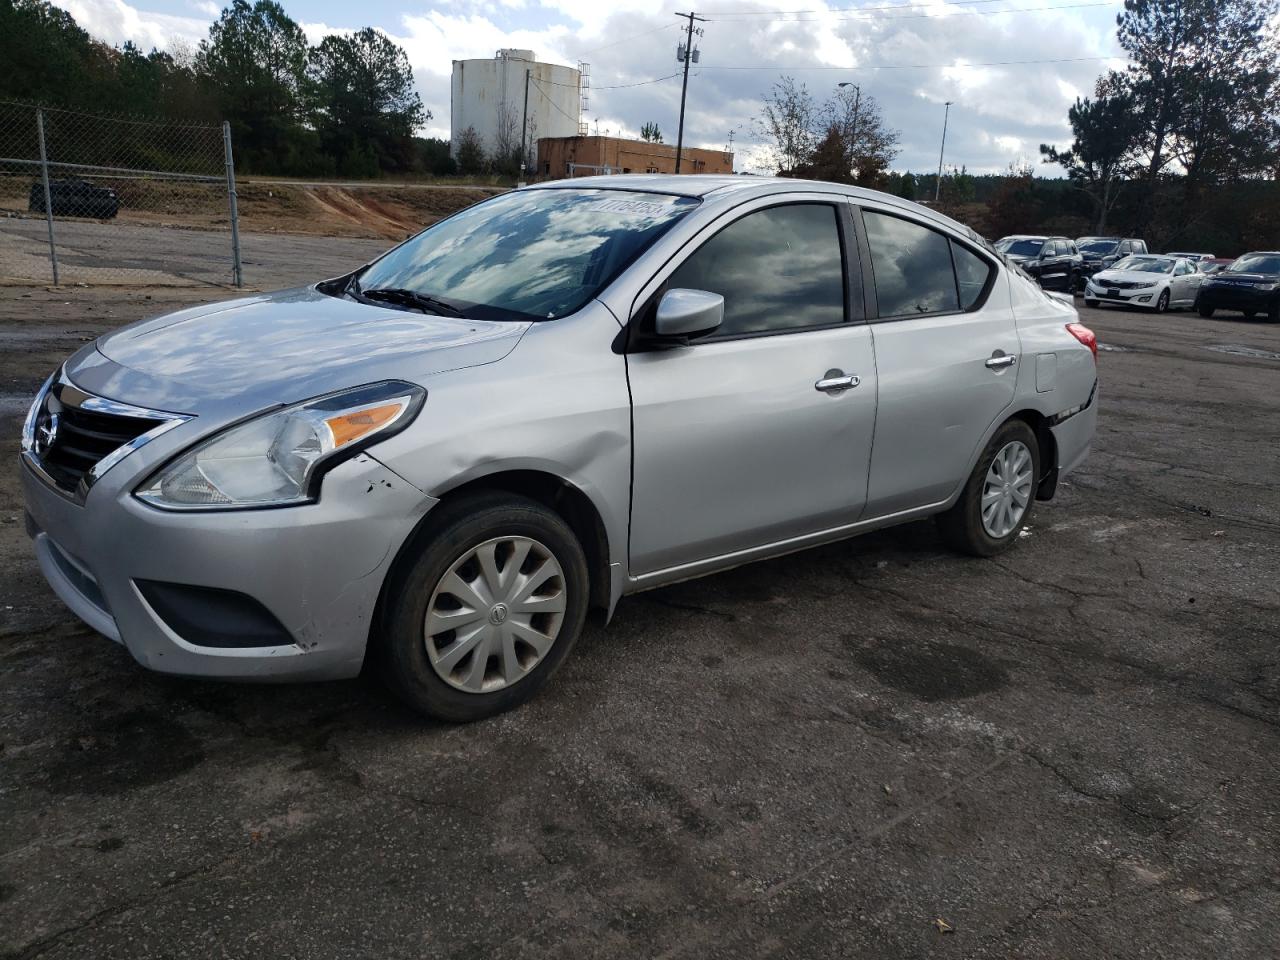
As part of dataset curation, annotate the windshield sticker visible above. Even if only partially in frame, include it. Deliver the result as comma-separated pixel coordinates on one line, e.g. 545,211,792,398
585,198,675,218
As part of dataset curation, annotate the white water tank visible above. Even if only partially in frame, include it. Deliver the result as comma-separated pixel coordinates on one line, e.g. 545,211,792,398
451,51,581,161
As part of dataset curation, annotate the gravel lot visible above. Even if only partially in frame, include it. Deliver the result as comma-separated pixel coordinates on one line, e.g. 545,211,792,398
1,260,1278,958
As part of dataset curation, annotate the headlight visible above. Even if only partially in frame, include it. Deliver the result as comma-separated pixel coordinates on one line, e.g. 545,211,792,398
136,380,424,510
1255,282,1277,291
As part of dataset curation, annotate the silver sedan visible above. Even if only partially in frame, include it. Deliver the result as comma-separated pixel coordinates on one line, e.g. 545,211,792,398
21,176,1098,721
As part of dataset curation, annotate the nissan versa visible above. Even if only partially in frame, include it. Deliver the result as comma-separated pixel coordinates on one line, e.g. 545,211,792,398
21,177,1098,721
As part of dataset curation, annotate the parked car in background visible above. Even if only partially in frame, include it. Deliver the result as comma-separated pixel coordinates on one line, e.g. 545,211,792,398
995,235,1082,292
28,179,119,219
1165,251,1214,263
21,176,1098,721
1196,251,1280,321
1075,237,1149,291
1083,254,1202,312
1199,258,1234,275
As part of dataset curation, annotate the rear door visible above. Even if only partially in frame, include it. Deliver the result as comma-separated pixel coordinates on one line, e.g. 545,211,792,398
855,204,1019,516
626,197,877,576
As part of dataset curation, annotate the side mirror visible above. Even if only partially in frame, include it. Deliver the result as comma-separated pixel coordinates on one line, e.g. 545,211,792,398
654,288,724,340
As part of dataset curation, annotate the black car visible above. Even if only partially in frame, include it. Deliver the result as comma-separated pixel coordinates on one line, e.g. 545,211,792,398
1197,252,1280,322
28,179,119,219
1075,236,1148,290
995,235,1083,292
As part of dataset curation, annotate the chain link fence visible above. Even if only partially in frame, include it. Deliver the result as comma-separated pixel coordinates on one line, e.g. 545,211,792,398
0,101,241,287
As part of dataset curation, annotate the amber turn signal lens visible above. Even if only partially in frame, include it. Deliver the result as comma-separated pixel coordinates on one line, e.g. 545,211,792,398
325,403,404,448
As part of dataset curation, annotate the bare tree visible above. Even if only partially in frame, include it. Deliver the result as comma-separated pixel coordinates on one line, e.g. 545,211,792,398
755,77,819,173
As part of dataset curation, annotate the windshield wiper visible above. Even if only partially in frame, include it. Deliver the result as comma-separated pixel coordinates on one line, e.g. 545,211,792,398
359,286,467,318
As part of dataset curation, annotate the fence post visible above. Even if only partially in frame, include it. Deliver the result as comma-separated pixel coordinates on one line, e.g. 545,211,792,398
35,108,59,286
222,121,243,288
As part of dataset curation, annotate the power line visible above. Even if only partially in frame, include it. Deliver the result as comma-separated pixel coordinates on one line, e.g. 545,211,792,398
534,72,683,90
703,0,1103,14
528,77,585,125
750,2,1121,22
708,1,1120,23
699,54,1117,70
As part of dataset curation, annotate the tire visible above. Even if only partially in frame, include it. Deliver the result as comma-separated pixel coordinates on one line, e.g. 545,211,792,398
1154,289,1170,313
1085,298,1099,308
1243,311,1256,320
1268,302,1280,324
1198,304,1214,318
937,419,1040,558
376,493,589,722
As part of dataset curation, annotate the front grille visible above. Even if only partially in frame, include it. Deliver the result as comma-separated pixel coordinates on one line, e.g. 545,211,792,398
24,373,187,498
1104,280,1146,290
38,403,158,492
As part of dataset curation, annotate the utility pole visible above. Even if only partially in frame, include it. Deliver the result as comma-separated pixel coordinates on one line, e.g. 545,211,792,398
935,100,953,203
674,11,706,174
519,68,531,185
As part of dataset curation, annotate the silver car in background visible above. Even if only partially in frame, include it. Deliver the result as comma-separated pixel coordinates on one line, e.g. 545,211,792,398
21,176,1098,721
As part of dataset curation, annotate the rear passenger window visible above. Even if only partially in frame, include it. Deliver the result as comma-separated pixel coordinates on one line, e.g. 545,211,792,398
952,242,993,310
667,203,845,338
863,211,959,317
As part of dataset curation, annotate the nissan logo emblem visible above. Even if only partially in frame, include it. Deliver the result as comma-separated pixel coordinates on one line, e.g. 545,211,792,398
35,411,60,457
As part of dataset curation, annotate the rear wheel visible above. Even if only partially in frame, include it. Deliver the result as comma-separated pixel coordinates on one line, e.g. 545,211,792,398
937,420,1040,557
377,493,589,722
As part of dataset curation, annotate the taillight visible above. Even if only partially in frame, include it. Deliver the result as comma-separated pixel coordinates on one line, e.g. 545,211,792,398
1066,322,1097,359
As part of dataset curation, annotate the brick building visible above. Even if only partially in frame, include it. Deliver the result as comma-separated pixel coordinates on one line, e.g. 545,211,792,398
536,135,734,178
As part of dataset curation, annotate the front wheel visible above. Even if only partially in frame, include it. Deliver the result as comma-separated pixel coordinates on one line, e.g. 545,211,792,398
937,420,1040,557
376,493,589,722
1153,289,1170,313
1198,304,1215,318
1085,298,1099,308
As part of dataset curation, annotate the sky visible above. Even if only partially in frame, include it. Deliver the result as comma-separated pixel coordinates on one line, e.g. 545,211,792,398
50,0,1135,174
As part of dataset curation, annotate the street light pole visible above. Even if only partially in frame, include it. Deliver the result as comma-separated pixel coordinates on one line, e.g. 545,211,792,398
519,68,531,185
837,82,861,180
935,100,953,203
674,11,706,174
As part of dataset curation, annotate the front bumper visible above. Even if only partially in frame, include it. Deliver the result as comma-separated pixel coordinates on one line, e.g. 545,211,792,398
1084,280,1158,307
1198,286,1277,313
22,452,435,681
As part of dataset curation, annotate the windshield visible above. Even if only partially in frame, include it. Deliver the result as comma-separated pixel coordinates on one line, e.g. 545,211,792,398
1112,256,1173,273
1227,254,1280,274
352,189,699,321
1001,239,1044,257
1079,240,1119,254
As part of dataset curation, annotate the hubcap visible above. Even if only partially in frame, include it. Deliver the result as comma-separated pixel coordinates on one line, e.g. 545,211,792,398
981,440,1034,539
424,536,566,694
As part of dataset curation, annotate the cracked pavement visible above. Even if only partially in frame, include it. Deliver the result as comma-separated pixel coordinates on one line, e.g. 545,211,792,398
1,271,1278,958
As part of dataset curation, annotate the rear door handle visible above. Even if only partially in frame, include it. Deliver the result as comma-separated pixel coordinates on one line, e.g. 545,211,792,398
985,353,1017,370
815,370,860,393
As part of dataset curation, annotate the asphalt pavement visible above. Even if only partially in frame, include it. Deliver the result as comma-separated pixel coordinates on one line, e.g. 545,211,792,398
1,282,1277,960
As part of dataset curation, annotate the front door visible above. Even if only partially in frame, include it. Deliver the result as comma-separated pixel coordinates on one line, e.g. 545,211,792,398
626,200,877,576
856,205,1021,516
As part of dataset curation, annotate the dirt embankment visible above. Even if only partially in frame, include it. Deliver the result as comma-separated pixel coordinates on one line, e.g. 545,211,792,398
0,177,502,241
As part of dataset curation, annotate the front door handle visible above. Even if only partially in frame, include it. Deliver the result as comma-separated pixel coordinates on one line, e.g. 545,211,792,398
985,353,1017,370
815,370,860,394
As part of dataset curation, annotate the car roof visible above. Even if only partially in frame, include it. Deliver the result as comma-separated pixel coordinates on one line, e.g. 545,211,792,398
526,174,988,243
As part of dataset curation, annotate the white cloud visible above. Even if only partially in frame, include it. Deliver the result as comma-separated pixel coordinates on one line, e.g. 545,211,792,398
49,0,1126,173
53,0,208,48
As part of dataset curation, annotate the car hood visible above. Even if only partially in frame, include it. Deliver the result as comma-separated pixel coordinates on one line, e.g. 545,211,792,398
1210,272,1278,284
74,286,529,414
1092,269,1169,284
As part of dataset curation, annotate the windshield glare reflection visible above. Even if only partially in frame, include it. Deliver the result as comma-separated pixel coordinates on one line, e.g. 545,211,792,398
353,189,699,322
